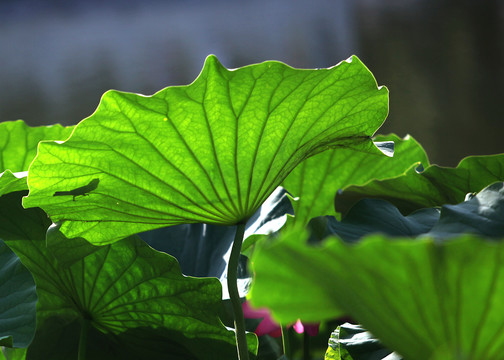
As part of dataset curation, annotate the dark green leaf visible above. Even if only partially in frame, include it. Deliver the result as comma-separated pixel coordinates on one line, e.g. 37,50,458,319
429,182,504,238
139,187,292,298
322,199,440,242
26,318,252,360
23,55,388,244
325,323,400,360
282,134,427,226
1,191,256,359
335,154,504,215
0,239,36,348
140,187,291,278
324,182,504,242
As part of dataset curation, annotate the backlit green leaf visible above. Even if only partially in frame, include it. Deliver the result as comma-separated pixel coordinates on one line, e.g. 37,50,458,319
250,183,504,359
2,191,256,359
23,55,388,244
282,134,427,226
0,120,73,173
0,121,72,197
0,171,27,198
253,233,504,360
0,347,26,360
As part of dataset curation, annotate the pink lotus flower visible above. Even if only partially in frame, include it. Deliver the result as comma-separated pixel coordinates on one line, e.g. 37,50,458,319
242,301,319,338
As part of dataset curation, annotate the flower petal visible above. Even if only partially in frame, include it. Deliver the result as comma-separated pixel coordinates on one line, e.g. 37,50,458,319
242,301,270,319
304,323,319,336
255,316,281,337
293,320,304,334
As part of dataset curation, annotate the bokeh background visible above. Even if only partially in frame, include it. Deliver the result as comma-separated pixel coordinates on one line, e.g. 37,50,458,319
1,0,502,166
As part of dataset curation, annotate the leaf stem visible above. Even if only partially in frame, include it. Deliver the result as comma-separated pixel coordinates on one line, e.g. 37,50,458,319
78,317,89,360
228,221,249,360
281,325,291,359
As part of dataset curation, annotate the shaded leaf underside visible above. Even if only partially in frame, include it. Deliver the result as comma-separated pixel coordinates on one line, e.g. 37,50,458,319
325,323,400,360
0,240,37,348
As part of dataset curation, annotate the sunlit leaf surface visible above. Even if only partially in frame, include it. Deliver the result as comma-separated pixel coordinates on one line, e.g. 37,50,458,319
0,121,73,197
23,55,388,244
282,134,427,226
0,120,73,173
0,171,27,198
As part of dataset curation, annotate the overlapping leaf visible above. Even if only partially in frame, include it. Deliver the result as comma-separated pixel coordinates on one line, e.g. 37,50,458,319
282,134,427,226
23,55,388,244
335,154,504,215
140,187,292,299
0,121,73,197
0,171,27,199
311,180,504,243
325,323,400,360
1,191,256,359
250,183,504,359
322,199,439,242
0,120,73,173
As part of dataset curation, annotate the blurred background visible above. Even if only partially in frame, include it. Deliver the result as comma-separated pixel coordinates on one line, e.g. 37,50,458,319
0,0,502,166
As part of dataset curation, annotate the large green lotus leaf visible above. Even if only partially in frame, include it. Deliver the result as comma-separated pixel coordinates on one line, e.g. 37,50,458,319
251,183,504,359
23,55,388,244
251,182,504,321
0,120,73,173
335,154,504,216
325,323,400,360
1,192,257,359
0,240,37,348
250,231,504,360
282,134,428,226
0,171,28,198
